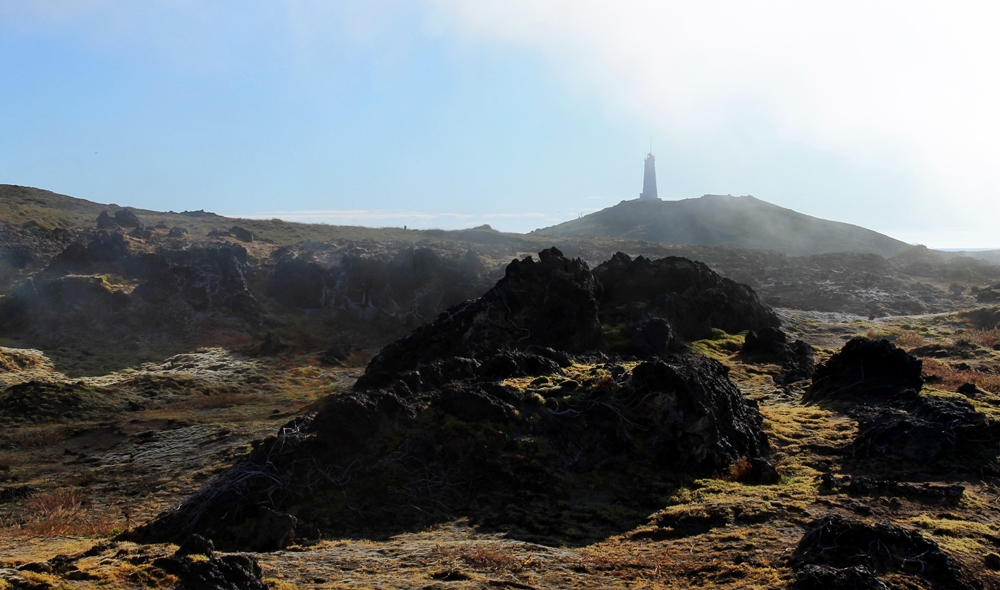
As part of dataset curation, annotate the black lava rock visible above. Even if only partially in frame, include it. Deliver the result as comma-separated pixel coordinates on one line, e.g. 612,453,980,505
791,514,976,590
593,252,780,341
740,327,814,383
357,248,603,390
805,338,922,403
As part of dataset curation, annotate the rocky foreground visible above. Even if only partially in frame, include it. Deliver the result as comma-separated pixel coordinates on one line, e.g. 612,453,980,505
72,248,988,589
3,194,1000,588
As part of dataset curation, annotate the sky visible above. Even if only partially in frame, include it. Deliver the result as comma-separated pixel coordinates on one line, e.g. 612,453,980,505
2,1,1000,247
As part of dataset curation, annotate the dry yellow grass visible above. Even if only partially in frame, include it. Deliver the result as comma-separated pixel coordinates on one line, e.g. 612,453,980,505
966,328,1000,348
923,358,1000,393
435,542,531,574
5,426,69,449
2,490,124,537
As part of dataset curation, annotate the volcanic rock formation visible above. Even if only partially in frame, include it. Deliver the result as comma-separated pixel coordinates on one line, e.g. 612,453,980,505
594,252,780,342
739,327,814,384
791,514,978,590
127,248,773,549
805,338,999,468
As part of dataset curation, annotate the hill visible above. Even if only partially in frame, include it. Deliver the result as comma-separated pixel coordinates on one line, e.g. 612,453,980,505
533,194,909,256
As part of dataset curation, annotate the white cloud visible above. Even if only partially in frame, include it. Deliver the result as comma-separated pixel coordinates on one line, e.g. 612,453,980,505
427,1,1000,222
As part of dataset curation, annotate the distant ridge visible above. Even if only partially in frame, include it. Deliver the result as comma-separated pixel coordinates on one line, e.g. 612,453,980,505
532,195,909,257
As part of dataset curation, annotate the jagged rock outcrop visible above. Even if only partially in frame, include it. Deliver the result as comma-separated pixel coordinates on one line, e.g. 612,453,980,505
127,248,772,549
230,226,254,242
357,247,602,388
739,327,814,383
594,253,780,342
48,231,131,273
96,210,118,229
805,338,999,468
1,242,261,360
806,338,923,403
791,514,978,590
130,244,260,320
266,245,495,331
852,395,997,464
114,208,143,228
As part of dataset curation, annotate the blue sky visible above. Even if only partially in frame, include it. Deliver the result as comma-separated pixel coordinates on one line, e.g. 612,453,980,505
2,2,999,247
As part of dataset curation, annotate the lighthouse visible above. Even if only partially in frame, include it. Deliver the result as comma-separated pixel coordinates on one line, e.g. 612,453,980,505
638,151,658,201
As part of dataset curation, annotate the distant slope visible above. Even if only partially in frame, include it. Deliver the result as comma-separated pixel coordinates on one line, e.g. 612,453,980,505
0,184,494,246
946,249,1000,267
533,195,909,256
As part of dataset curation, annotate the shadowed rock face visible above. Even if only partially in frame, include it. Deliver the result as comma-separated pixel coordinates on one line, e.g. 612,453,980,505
791,514,977,590
806,338,923,403
357,247,603,389
266,245,495,329
130,245,260,321
127,248,772,550
594,252,780,342
740,327,814,384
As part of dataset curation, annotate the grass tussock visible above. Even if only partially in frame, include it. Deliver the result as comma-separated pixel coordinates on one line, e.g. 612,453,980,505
435,543,530,574
2,490,125,537
724,456,755,483
689,330,745,361
4,426,69,449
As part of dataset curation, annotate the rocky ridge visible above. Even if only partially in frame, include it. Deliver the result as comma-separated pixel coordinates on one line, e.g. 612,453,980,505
127,248,776,549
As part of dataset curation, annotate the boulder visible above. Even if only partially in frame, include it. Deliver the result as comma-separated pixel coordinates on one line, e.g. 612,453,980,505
318,343,352,366
791,565,889,590
593,252,780,341
168,226,189,237
246,507,296,551
96,210,118,229
86,230,130,264
628,317,678,358
805,338,998,468
258,332,288,356
151,550,266,590
805,338,922,403
114,208,143,228
230,226,254,242
791,514,975,590
740,327,814,383
48,242,91,273
629,357,770,470
957,382,985,397
852,395,997,464
129,227,153,239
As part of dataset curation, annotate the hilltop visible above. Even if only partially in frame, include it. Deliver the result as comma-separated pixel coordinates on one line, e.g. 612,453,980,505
533,194,909,256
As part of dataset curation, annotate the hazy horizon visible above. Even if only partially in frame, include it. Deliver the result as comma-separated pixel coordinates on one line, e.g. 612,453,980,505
4,2,1000,248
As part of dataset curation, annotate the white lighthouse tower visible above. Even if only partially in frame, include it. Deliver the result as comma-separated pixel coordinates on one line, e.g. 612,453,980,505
638,151,658,201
